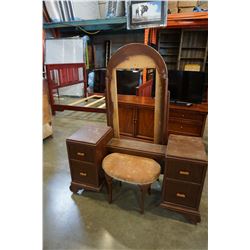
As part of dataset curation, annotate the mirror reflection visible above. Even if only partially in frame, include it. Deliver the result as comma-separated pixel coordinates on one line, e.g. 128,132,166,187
115,68,156,142
116,68,156,97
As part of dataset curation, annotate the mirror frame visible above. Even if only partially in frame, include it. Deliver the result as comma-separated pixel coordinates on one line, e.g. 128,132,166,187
105,43,169,145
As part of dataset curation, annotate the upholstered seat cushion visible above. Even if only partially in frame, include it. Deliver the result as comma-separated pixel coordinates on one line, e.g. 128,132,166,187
102,153,161,185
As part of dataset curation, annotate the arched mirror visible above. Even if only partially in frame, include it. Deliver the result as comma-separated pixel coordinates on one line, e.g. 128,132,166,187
105,43,169,145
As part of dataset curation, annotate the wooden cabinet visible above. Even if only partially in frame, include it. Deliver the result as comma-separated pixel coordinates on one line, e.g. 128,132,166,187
66,124,113,193
168,103,208,137
118,95,207,141
160,134,207,224
158,28,208,72
118,95,155,141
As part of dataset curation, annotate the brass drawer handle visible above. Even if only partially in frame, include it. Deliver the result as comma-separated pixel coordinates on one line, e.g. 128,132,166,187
179,170,190,176
80,172,87,176
176,192,186,198
77,152,85,156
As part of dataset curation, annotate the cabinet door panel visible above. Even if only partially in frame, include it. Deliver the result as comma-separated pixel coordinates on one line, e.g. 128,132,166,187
118,105,134,136
136,108,154,140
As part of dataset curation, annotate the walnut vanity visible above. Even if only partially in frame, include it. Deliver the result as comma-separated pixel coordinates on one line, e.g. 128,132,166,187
66,43,208,224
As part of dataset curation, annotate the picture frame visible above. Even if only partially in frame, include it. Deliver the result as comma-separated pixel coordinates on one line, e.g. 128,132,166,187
126,1,167,30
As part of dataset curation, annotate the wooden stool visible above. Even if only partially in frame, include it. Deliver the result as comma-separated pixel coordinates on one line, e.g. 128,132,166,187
102,153,161,214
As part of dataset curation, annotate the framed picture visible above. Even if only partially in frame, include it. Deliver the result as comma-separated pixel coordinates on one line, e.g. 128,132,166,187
126,1,167,30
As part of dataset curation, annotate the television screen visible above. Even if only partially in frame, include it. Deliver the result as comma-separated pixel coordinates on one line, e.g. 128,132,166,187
168,70,206,103
116,69,142,95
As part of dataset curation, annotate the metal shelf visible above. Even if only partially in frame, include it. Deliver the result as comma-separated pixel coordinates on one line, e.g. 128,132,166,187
43,12,208,31
43,17,127,31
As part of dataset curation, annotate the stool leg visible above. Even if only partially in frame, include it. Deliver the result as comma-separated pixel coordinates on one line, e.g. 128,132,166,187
138,184,151,214
104,173,113,204
148,185,151,195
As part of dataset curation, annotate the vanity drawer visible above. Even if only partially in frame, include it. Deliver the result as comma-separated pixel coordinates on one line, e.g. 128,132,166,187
67,142,95,163
70,160,98,185
169,109,203,121
166,158,206,184
168,118,202,136
164,179,201,209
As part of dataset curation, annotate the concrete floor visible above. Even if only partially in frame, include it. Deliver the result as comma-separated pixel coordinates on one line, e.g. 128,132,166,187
43,110,208,250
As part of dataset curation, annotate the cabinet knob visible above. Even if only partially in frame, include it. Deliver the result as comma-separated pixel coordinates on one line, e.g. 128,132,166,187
180,125,183,129
77,152,85,156
179,170,190,175
176,192,186,198
80,172,87,176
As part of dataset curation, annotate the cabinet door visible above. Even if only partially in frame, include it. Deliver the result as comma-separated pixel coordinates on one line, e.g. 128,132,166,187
118,105,135,137
136,108,154,141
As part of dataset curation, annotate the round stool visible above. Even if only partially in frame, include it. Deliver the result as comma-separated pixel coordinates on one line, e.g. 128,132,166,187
102,153,161,213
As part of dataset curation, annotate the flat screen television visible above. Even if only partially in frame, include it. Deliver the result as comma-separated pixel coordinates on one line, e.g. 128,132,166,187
116,69,142,95
168,70,207,104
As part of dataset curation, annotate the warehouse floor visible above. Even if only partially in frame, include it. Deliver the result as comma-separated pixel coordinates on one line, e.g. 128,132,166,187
43,110,208,250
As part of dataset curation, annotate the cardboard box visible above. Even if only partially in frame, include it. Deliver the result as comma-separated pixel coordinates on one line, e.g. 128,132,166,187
178,1,198,8
198,0,208,9
178,7,195,13
168,1,178,9
169,8,179,14
98,2,106,19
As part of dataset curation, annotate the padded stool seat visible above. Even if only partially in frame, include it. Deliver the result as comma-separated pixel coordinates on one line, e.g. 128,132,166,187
102,153,161,213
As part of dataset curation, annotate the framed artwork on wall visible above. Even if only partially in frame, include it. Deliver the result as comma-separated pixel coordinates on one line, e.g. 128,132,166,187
126,0,167,30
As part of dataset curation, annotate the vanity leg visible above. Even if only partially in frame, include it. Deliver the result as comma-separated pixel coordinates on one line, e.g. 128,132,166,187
105,173,113,204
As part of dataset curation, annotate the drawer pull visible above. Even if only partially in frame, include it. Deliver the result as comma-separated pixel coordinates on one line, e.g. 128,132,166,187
176,192,186,198
77,152,85,156
179,170,190,176
80,172,87,177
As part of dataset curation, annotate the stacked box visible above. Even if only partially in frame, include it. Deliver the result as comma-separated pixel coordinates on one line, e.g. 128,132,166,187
198,0,208,9
98,0,106,19
178,0,198,13
168,1,178,14
178,7,195,13
178,1,198,7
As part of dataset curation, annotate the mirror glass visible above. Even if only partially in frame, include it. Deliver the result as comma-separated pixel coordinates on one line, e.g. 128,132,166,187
116,68,156,97
115,68,157,142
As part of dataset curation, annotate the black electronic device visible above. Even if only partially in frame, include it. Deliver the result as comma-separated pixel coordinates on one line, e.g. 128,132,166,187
116,69,142,95
168,70,207,104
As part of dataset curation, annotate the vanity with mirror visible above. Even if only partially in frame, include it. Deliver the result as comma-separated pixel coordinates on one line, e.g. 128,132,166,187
66,43,207,223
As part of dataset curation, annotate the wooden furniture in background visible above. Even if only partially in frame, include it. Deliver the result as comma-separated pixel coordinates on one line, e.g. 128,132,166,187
136,79,153,97
161,134,208,224
168,102,208,137
117,95,207,141
158,28,208,72
43,79,53,139
46,63,106,115
66,124,113,193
